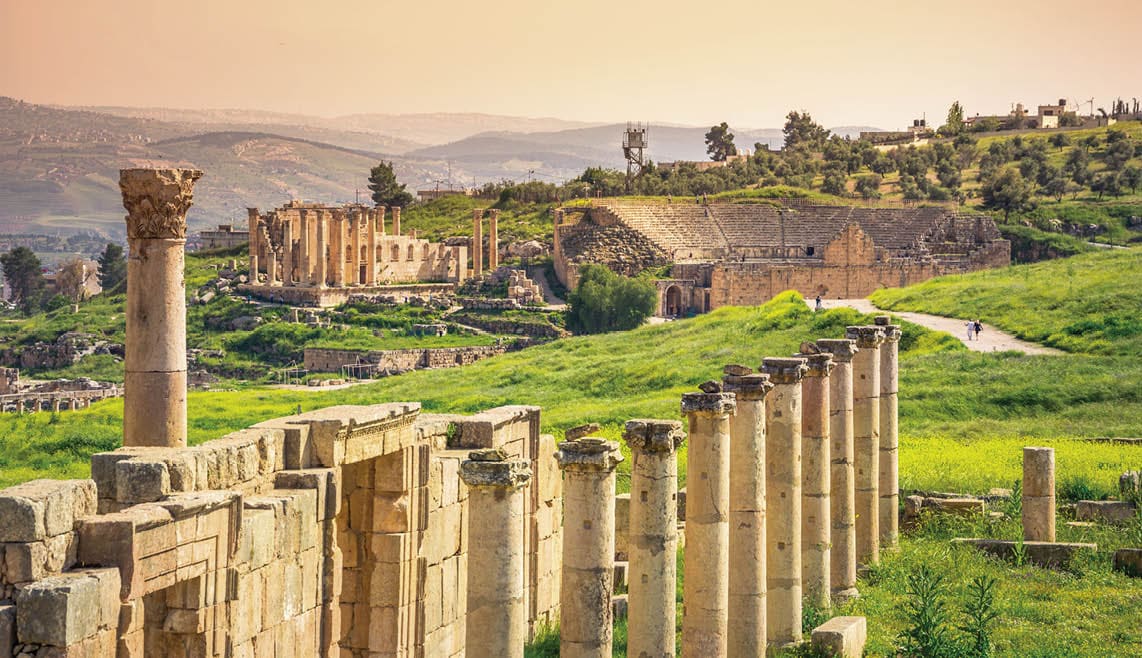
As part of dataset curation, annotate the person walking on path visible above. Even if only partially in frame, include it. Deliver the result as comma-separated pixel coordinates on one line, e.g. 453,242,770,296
815,295,823,311
974,320,983,340
966,319,976,341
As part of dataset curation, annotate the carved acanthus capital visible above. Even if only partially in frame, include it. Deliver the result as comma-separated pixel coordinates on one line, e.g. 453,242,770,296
623,419,685,454
845,325,886,348
795,352,835,377
120,168,202,239
761,357,809,385
816,338,859,363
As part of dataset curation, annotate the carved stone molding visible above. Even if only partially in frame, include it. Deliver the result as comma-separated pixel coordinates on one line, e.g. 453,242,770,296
120,168,203,239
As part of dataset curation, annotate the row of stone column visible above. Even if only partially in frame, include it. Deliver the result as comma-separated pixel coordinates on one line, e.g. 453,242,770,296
9,397,94,413
451,318,900,657
471,209,499,275
248,205,403,288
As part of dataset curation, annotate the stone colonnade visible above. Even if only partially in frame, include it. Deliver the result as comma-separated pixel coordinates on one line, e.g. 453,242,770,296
249,204,412,287
471,209,500,276
543,321,896,655
120,168,201,448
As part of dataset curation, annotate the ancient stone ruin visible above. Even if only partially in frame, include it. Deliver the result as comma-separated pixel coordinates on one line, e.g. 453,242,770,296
0,169,913,657
553,201,1011,316
244,202,468,307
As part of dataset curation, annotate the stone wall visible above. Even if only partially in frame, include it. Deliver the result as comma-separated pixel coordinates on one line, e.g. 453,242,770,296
0,402,562,658
302,345,510,373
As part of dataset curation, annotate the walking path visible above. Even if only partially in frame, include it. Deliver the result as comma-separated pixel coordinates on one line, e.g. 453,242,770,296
527,266,567,309
812,298,1064,355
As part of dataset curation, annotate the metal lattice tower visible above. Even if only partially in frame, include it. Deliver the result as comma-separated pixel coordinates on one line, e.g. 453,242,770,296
623,122,648,190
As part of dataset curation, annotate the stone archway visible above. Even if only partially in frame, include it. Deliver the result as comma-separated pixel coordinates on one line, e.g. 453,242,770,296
665,285,682,317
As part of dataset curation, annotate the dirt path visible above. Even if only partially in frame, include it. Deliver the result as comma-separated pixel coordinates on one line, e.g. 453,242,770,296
812,298,1064,355
527,266,567,309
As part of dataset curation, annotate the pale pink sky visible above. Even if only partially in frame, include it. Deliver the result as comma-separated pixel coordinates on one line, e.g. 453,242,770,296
2,0,1140,129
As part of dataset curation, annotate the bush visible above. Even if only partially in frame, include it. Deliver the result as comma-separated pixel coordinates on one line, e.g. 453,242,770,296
566,264,657,334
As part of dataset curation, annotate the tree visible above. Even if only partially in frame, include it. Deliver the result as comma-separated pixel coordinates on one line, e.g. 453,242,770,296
0,247,45,314
1091,171,1121,200
566,264,656,334
55,258,92,303
855,174,883,200
981,168,1033,220
943,101,965,136
820,165,849,196
1104,138,1135,170
704,122,738,162
1041,167,1069,202
1049,132,1070,151
367,161,413,207
97,243,127,292
1122,164,1142,193
1064,147,1091,186
782,111,830,151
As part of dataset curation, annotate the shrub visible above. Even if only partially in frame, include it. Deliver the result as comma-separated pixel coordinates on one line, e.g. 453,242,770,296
566,264,656,334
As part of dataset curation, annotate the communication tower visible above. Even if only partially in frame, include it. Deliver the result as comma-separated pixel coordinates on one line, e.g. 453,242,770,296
623,122,648,190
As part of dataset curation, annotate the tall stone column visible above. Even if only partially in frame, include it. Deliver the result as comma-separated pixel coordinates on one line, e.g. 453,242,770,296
247,208,260,284
488,209,500,270
472,209,484,275
760,357,808,648
281,219,294,285
391,205,402,236
351,210,362,285
332,212,346,287
796,352,833,611
722,367,773,658
459,449,532,658
298,210,310,284
681,386,736,658
315,211,327,288
846,325,885,568
815,338,859,601
367,208,378,285
556,438,623,658
623,419,685,658
1023,447,1056,542
874,316,901,549
119,168,201,448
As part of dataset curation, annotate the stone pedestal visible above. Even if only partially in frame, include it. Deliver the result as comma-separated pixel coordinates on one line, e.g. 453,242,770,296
623,420,685,658
722,367,773,657
556,438,624,658
120,168,201,448
1023,447,1056,542
760,357,808,648
472,209,484,275
681,387,736,658
460,449,532,658
816,338,859,601
797,353,833,611
875,317,901,549
846,326,885,568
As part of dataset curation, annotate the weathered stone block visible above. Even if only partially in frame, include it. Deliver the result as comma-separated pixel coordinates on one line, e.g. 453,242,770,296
239,508,277,570
115,459,171,504
15,569,118,646
275,470,339,522
0,604,13,658
0,480,96,542
614,493,630,560
1075,500,1138,524
1113,548,1142,577
812,616,867,657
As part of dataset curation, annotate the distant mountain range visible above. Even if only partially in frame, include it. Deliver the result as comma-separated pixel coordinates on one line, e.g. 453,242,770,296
0,96,880,237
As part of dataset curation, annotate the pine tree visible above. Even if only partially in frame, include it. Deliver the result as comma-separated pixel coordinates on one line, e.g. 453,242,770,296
97,243,127,292
367,161,414,207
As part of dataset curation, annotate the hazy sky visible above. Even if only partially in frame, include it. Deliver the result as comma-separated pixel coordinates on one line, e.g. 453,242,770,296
3,0,1140,129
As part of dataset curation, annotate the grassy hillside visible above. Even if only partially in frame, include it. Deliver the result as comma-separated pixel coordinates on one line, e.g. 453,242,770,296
871,247,1142,354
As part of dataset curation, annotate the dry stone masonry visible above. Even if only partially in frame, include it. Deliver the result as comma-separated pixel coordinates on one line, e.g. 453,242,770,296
1,168,907,658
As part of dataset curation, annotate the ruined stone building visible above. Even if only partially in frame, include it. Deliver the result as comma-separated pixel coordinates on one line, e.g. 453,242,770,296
3,170,901,658
554,202,1010,316
245,202,468,307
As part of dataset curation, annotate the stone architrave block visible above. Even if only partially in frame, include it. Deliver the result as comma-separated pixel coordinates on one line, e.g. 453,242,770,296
0,479,97,542
952,538,1097,569
811,616,867,658
14,568,120,646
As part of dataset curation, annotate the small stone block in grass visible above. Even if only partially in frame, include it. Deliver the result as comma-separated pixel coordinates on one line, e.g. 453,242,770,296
811,616,867,658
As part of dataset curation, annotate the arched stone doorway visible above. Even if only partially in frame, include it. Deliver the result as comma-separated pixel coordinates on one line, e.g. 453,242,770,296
665,285,682,317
